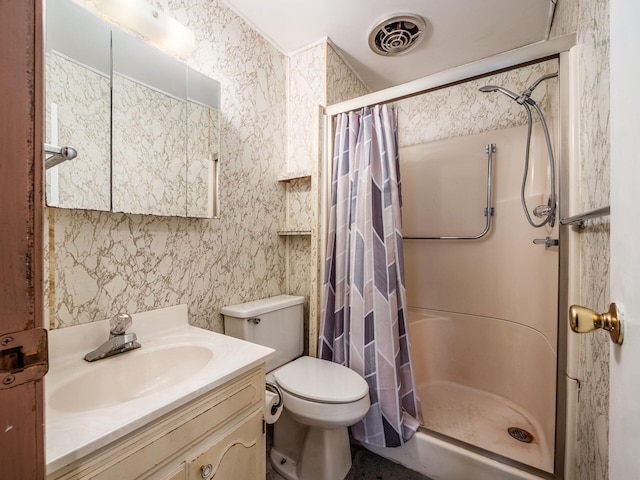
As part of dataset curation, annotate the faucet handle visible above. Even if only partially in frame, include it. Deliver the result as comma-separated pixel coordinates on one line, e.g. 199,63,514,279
110,313,133,335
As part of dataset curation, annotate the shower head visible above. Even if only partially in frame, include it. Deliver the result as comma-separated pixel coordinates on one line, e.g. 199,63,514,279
478,85,520,102
522,72,558,98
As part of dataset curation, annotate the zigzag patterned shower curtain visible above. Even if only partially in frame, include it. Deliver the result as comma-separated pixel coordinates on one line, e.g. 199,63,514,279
319,104,421,447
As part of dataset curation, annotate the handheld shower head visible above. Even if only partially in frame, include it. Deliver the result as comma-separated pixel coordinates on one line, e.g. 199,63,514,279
478,85,520,101
479,72,559,228
522,72,558,98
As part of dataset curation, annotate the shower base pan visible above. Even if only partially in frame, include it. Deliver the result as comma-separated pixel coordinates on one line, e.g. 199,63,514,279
364,380,554,480
421,380,553,472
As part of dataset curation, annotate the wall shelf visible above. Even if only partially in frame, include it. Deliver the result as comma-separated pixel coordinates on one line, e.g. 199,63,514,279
278,230,311,236
278,172,311,182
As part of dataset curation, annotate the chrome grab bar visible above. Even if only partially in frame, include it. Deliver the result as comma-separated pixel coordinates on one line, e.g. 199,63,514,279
560,205,610,228
403,143,495,240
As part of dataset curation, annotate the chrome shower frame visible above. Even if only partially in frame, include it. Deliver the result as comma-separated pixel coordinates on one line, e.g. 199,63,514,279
321,35,578,479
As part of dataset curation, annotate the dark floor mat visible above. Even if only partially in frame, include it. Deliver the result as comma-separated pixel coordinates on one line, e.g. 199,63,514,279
345,447,433,480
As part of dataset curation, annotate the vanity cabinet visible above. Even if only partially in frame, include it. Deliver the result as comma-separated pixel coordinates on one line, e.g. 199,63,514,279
48,367,266,480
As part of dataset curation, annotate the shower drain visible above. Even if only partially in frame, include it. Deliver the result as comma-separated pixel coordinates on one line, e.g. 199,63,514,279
507,427,534,443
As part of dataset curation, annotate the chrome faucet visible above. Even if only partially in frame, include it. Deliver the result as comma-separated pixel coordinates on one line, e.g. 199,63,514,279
84,313,141,362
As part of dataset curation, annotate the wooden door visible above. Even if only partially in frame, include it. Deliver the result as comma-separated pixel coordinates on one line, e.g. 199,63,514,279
0,1,46,478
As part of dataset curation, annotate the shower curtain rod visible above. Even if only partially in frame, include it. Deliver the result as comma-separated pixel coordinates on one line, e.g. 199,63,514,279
324,34,576,116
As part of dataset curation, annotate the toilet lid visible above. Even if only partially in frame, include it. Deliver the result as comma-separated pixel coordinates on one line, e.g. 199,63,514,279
273,356,369,403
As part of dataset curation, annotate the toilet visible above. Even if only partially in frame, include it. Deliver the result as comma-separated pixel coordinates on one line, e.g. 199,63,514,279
221,295,370,480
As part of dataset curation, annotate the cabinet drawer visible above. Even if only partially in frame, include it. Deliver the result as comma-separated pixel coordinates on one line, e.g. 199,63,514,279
156,464,186,480
187,409,264,480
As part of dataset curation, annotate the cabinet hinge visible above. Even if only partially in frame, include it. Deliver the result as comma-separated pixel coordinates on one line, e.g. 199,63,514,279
0,328,48,389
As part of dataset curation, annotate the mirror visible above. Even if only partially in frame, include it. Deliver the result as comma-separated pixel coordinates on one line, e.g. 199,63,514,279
45,0,220,218
45,0,111,211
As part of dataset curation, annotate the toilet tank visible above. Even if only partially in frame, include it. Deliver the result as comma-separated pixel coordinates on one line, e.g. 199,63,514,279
221,295,304,372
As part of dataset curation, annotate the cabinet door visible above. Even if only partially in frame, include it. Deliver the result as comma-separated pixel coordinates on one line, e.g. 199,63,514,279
187,410,264,480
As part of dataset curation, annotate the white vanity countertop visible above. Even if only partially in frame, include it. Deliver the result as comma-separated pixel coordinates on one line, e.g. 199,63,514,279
45,304,274,475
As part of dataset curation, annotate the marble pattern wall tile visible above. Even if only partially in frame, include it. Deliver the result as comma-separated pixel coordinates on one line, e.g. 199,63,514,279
287,44,326,174
112,74,188,216
45,53,111,211
326,44,370,106
287,41,369,355
575,0,611,478
283,44,326,350
288,236,312,348
49,0,288,331
396,61,557,148
287,178,313,232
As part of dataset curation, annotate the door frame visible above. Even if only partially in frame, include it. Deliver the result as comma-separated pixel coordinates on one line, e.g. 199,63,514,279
0,1,45,477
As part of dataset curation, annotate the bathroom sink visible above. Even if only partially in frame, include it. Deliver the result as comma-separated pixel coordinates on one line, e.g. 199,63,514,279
45,304,274,475
48,344,213,412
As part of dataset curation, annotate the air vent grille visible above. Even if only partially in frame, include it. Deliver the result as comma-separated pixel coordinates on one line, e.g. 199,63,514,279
369,15,427,56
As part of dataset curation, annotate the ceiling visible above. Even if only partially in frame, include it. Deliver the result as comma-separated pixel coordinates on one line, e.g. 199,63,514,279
220,0,556,92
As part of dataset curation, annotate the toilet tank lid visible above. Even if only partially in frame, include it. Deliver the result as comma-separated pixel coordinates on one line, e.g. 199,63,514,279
220,295,304,318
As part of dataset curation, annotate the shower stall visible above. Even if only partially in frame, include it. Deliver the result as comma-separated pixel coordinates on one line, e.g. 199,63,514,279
321,37,577,480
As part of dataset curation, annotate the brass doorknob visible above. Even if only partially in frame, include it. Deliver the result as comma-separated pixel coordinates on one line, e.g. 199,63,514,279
569,303,623,345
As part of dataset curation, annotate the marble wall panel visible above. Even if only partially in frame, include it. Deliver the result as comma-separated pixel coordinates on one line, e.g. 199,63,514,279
287,43,326,174
396,61,557,148
326,43,370,106
284,44,325,351
287,178,313,232
48,0,288,331
575,0,611,477
288,236,312,349
285,40,369,354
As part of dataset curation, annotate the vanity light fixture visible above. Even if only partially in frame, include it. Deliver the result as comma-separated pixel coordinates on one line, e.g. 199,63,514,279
95,0,196,58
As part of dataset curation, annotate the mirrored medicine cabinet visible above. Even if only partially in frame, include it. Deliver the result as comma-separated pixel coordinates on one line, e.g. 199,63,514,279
45,0,220,218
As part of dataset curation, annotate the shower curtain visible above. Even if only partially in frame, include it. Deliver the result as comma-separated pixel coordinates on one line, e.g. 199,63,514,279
319,104,421,447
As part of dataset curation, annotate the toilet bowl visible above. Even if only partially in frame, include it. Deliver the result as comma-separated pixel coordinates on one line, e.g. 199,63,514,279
273,356,370,428
221,295,371,480
269,356,370,480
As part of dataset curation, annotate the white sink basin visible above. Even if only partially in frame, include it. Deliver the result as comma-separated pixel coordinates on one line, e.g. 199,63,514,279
49,344,213,412
45,304,274,475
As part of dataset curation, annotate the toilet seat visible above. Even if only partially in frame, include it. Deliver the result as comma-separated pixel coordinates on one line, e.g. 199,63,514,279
273,356,369,403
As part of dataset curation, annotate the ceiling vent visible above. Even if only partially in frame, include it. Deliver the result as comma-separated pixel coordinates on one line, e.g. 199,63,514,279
368,15,427,57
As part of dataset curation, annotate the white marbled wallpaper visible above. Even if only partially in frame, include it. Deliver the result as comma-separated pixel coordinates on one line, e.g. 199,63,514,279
396,60,557,148
288,43,326,175
284,44,325,347
45,52,111,211
326,43,370,105
574,0,611,478
47,0,288,331
284,41,370,353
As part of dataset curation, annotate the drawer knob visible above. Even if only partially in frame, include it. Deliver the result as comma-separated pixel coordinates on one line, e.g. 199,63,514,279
200,463,213,478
